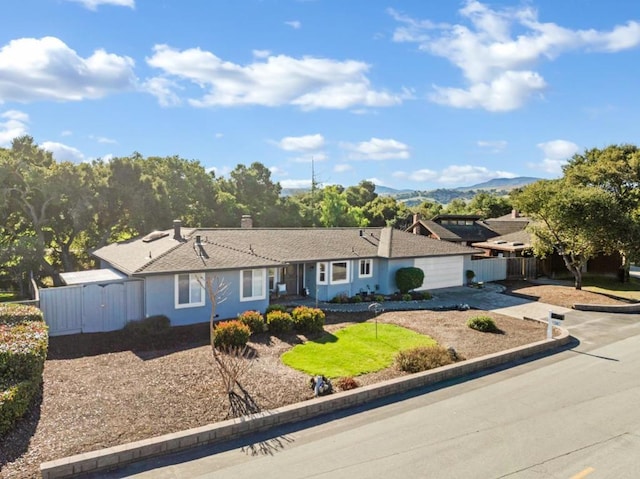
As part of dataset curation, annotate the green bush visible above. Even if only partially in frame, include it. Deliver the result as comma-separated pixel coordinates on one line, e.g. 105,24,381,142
413,291,432,300
291,306,325,333
0,321,49,381
374,294,385,303
212,320,251,350
351,295,362,303
395,345,455,373
395,267,425,294
467,316,500,333
330,292,349,304
0,306,48,437
0,304,44,326
0,379,41,436
238,310,265,334
401,293,413,301
123,315,170,336
266,310,294,334
265,304,287,315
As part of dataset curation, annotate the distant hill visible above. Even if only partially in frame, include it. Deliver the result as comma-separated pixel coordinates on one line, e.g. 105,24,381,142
457,177,541,191
376,176,541,206
282,176,541,205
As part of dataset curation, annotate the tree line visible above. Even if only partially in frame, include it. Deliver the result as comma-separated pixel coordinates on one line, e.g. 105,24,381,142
3,136,637,292
0,136,514,290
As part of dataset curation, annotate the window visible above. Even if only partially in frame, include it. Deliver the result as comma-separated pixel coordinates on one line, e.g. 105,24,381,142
240,269,266,301
331,261,349,284
268,268,276,292
175,273,205,308
317,262,328,284
359,259,372,278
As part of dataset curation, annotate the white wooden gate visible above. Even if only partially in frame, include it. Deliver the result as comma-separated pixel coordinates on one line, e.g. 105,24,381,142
40,281,143,336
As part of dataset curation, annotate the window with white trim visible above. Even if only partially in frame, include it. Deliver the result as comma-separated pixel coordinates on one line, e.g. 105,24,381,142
359,259,372,278
317,262,328,284
331,261,349,284
240,269,266,301
175,273,205,308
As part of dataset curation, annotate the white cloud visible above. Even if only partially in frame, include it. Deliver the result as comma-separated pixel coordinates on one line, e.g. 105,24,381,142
0,37,136,103
277,134,325,152
90,135,117,144
342,137,410,160
41,141,85,163
391,1,640,111
477,139,507,152
530,139,580,174
100,153,114,162
334,163,352,173
145,45,405,110
142,77,181,107
65,0,134,10
438,165,515,185
410,169,439,182
292,152,328,163
61,130,73,137
285,20,301,29
0,110,29,145
253,49,271,59
280,179,312,189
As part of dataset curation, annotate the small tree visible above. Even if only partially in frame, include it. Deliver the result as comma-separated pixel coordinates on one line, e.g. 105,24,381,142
395,267,424,294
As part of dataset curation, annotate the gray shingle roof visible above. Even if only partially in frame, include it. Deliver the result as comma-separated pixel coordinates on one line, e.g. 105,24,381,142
93,226,482,276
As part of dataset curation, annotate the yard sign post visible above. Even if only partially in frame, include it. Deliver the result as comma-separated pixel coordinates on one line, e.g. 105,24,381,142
547,311,565,339
368,302,383,339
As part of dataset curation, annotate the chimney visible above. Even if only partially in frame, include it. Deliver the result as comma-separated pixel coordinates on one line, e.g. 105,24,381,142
173,219,182,240
511,209,519,219
412,213,421,235
240,214,253,228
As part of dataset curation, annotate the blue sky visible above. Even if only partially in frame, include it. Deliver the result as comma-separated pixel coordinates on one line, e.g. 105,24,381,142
1,0,639,190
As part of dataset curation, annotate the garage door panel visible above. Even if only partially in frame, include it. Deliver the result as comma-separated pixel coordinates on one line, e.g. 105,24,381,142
414,257,463,290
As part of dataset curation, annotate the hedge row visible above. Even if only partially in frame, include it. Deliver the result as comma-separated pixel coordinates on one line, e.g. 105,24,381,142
0,304,48,437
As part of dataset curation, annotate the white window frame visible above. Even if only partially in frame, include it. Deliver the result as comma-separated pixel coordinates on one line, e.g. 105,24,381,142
174,272,205,309
330,261,350,284
240,268,266,302
317,262,328,285
359,258,373,278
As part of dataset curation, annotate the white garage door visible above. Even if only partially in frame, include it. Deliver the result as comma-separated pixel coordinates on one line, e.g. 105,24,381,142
414,256,463,290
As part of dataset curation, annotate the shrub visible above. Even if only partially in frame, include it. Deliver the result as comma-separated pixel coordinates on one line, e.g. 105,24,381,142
265,304,287,315
413,291,432,300
0,304,44,326
0,307,48,437
123,315,170,336
467,316,500,333
466,269,476,284
330,292,349,304
213,320,251,350
395,267,425,294
238,310,265,334
374,294,385,303
401,293,412,302
291,306,325,333
351,295,362,303
395,345,455,374
335,376,359,391
266,310,294,334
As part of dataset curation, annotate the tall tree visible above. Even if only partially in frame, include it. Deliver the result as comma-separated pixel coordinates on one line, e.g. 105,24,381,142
467,192,512,218
345,180,377,208
563,144,640,280
512,179,617,289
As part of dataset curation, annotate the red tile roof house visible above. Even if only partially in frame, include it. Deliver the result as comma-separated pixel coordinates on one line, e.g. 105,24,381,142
91,219,482,328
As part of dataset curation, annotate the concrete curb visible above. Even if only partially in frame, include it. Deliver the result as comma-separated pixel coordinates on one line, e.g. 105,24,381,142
40,326,571,479
573,302,640,313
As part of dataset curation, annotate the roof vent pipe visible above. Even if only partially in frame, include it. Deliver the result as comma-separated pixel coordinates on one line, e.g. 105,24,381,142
173,219,182,241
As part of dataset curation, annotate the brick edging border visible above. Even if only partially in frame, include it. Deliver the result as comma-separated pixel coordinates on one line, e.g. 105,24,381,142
40,326,571,479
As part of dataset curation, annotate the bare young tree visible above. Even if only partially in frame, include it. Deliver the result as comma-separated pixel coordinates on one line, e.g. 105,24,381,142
200,274,259,417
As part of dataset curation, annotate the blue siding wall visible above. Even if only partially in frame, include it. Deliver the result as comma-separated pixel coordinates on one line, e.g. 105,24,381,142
144,270,269,327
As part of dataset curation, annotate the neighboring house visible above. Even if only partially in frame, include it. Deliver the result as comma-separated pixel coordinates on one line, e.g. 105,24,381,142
406,211,530,247
90,219,481,327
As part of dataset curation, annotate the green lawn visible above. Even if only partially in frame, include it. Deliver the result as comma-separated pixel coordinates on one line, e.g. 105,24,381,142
281,322,437,378
582,275,640,301
0,292,19,302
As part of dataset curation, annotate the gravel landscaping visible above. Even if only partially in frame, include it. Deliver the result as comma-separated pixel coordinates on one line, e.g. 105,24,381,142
0,281,630,479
